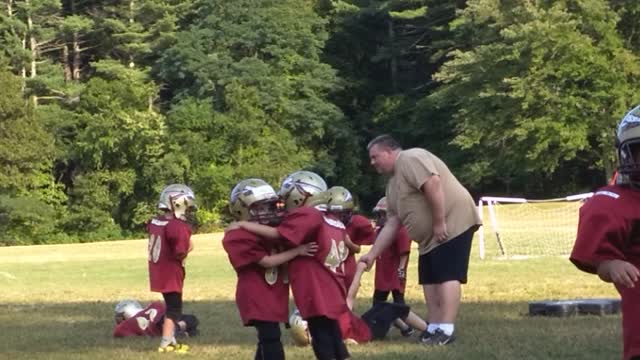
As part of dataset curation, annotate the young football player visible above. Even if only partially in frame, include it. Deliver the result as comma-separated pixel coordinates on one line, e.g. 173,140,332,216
223,178,318,360
325,186,376,292
147,184,197,353
571,106,640,360
112,300,199,338
371,196,414,336
339,262,427,344
227,171,351,360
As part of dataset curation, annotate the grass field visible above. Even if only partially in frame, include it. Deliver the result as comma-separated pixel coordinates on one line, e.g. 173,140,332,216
0,232,621,360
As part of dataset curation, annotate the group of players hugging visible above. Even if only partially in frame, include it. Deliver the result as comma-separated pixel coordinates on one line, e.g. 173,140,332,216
111,170,426,359
222,171,427,360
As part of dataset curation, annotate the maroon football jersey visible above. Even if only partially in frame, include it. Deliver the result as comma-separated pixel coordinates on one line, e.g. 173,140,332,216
343,214,376,290
277,207,349,320
222,228,289,325
375,225,411,293
337,310,371,343
570,185,640,360
113,302,165,337
147,216,191,293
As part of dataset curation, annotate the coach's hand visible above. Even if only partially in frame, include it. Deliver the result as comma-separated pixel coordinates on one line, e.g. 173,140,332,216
432,221,448,243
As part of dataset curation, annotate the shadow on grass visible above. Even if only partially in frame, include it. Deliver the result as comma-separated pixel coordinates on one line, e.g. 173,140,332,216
0,300,622,360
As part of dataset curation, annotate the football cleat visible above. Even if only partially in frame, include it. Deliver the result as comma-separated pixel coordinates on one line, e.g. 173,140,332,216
158,343,190,354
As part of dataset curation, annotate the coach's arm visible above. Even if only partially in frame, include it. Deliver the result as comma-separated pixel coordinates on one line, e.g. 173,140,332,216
358,215,400,269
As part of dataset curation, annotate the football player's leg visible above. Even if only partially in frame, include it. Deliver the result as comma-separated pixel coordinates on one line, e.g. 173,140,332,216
254,321,284,360
362,302,410,340
308,316,350,360
404,311,427,332
372,290,390,305
159,292,189,353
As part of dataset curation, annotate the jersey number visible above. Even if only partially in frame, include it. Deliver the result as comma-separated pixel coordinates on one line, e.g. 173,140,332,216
135,308,158,331
148,234,162,263
324,238,348,273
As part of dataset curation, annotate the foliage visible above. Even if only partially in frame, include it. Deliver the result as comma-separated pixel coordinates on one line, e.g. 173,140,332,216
429,0,640,193
1,0,639,243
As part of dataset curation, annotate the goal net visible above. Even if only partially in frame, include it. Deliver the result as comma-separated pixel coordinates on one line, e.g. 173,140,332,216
476,193,593,259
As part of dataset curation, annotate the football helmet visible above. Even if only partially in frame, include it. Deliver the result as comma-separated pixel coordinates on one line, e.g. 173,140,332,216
114,299,143,324
158,184,197,221
288,308,310,346
326,186,355,225
617,105,640,187
372,197,387,227
229,178,283,225
278,171,328,210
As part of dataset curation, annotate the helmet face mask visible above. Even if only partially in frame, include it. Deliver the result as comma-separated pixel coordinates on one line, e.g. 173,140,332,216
616,105,640,188
278,171,328,210
114,300,143,324
229,179,284,225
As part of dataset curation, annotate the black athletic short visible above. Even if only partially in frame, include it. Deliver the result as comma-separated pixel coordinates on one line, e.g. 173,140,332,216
162,292,183,321
418,226,475,285
361,302,410,340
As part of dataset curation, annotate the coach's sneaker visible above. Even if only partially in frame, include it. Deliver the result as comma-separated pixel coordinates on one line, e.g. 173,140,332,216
158,343,190,354
420,329,455,346
419,330,433,343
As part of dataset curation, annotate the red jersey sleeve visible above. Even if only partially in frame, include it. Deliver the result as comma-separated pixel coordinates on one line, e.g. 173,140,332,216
395,226,412,255
222,229,269,269
348,215,376,246
166,219,192,259
571,197,627,274
277,207,322,247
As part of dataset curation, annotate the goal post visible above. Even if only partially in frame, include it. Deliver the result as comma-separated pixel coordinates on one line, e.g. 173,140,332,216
476,193,594,259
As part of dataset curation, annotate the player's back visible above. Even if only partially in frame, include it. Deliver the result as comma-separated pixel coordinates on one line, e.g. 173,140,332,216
278,206,349,319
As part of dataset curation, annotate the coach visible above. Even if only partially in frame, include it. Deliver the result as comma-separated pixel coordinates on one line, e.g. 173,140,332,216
359,134,481,345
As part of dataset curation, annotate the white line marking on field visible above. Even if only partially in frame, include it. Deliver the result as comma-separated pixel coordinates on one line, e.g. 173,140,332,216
0,271,16,279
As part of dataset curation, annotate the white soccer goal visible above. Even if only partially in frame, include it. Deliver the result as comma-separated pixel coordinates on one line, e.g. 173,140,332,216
477,193,594,259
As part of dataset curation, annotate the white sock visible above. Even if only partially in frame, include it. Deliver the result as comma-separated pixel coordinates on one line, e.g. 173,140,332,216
427,323,440,334
160,336,173,348
439,323,454,336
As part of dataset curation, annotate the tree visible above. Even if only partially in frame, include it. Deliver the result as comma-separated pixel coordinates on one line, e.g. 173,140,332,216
429,0,640,194
0,63,63,244
157,0,349,210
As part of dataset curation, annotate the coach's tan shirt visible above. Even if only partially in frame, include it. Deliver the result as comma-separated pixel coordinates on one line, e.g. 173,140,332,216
386,148,482,255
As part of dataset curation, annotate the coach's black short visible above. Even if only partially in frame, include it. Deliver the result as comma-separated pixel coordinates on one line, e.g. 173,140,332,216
418,226,475,285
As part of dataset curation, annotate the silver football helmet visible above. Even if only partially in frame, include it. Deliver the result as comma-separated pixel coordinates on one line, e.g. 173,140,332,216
278,171,328,210
158,184,197,221
617,105,640,187
229,178,284,225
114,299,143,324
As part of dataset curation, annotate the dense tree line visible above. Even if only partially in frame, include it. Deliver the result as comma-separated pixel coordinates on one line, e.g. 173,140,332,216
1,0,638,245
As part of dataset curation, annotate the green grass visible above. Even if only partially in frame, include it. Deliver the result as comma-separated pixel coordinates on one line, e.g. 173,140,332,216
0,233,621,359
